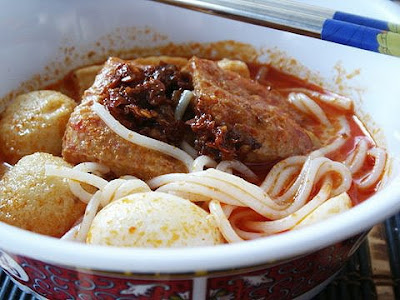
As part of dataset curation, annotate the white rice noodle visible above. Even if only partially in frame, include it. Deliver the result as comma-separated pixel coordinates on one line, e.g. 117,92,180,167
209,200,243,243
288,92,331,127
317,92,353,111
68,162,110,204
221,204,236,219
72,162,110,176
191,155,217,172
269,157,313,206
273,157,351,215
96,179,127,206
261,153,351,210
345,138,369,174
174,90,194,120
200,169,284,211
61,223,80,241
73,178,151,242
311,137,346,159
313,158,352,196
91,102,194,170
68,180,93,204
337,115,351,137
150,161,351,220
46,164,151,242
278,87,353,111
230,209,264,240
267,165,302,197
149,170,287,219
254,65,269,82
156,181,244,206
110,179,150,201
216,160,258,182
2,162,12,169
99,178,151,207
151,172,270,210
309,116,350,159
310,137,345,159
61,216,83,241
245,176,333,235
181,141,198,159
356,147,387,190
76,191,102,242
260,156,306,195
45,165,108,190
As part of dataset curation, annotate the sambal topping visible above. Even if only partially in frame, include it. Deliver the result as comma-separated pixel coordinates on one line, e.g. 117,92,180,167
102,62,193,146
188,113,261,161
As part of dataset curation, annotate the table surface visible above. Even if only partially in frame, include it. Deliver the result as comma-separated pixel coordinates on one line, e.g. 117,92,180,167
1,0,399,299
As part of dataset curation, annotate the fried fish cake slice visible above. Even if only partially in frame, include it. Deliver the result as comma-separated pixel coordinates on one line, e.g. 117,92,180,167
188,57,315,162
71,64,103,98
70,57,189,99
62,57,187,180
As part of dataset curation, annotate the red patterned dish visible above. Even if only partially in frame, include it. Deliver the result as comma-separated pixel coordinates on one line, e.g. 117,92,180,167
0,233,365,299
0,1,400,299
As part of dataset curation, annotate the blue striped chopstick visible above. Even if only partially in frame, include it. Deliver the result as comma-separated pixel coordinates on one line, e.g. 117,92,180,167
152,0,400,57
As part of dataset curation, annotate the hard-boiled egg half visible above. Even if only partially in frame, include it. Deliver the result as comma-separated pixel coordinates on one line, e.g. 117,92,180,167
87,192,223,248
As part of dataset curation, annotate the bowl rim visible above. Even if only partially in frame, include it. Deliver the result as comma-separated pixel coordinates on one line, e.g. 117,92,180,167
1,0,400,274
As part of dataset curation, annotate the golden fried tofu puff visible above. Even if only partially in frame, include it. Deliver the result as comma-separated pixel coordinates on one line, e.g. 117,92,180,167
0,152,86,237
0,90,77,164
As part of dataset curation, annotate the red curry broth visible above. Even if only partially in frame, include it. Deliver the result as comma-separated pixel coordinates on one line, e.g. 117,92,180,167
2,59,380,206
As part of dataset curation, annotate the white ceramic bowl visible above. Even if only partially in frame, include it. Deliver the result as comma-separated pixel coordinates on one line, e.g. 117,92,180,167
0,1,400,299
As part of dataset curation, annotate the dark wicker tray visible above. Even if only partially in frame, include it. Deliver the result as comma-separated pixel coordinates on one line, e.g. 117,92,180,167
1,213,399,300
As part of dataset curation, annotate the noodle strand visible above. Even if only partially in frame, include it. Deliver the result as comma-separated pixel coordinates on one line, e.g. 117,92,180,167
92,102,194,170
245,176,333,235
288,92,332,127
209,200,243,243
356,147,387,190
